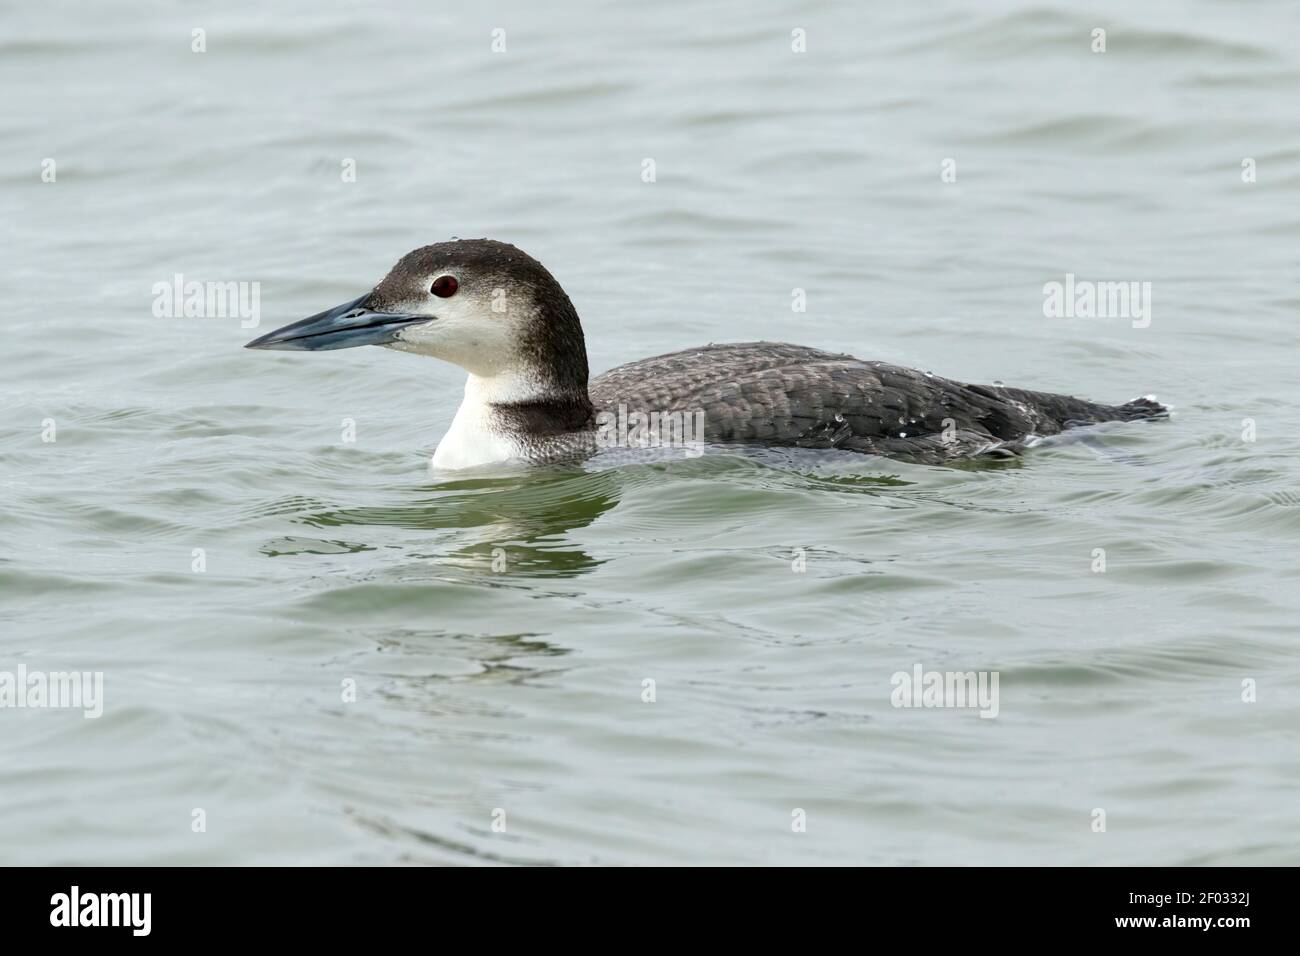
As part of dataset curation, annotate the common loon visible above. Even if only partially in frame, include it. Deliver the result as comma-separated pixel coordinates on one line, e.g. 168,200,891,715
246,239,1167,468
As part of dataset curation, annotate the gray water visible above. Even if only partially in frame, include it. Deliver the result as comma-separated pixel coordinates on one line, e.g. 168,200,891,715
3,0,1299,865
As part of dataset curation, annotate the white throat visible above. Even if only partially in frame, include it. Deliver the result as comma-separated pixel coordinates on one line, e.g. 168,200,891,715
430,371,543,470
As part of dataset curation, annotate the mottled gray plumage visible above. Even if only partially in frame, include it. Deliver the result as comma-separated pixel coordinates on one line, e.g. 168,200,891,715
590,341,1166,465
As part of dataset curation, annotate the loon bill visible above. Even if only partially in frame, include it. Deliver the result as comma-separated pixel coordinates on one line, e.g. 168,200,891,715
246,238,1168,469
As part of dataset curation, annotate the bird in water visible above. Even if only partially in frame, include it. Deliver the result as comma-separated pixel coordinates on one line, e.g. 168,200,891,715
246,239,1167,469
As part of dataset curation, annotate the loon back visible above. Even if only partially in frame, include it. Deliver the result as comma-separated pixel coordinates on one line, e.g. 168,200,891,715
591,342,1166,465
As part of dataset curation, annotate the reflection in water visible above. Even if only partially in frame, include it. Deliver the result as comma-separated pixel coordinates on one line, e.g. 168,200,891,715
292,466,624,578
278,450,925,578
372,628,569,667
260,536,378,556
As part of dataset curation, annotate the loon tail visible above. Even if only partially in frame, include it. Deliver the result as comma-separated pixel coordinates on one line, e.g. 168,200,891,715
1108,395,1169,422
965,394,1169,462
976,385,1170,432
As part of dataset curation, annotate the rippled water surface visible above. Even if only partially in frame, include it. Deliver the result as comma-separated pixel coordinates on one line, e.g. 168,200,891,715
3,0,1299,865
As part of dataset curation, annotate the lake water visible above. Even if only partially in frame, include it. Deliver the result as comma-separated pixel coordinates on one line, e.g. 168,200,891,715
2,0,1299,865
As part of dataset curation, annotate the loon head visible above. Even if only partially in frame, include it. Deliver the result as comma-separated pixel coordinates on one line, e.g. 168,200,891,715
246,238,590,401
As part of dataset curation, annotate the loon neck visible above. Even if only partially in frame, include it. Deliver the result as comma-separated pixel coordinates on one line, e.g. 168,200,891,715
480,291,594,434
464,367,592,422
432,284,595,468
430,369,594,470
515,293,591,401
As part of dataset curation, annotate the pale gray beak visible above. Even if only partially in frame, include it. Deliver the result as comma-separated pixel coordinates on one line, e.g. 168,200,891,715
245,294,428,351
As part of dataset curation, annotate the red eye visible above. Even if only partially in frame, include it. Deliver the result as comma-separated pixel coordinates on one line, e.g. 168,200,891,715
431,275,458,297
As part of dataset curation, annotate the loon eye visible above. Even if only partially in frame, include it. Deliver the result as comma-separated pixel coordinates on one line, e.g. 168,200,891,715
430,275,458,298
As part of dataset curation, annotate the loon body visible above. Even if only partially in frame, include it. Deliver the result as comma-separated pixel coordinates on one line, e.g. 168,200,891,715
247,239,1166,468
